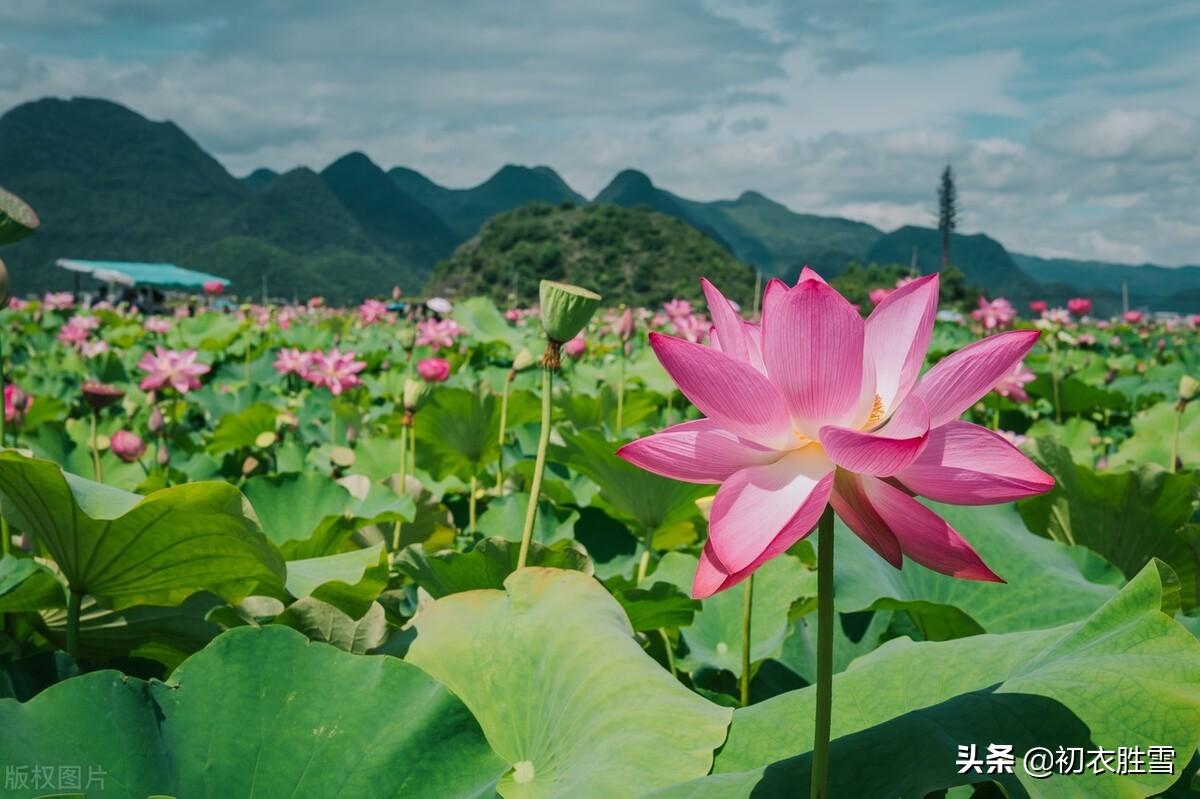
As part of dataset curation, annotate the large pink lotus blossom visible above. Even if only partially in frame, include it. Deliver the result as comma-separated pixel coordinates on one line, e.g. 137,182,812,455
359,299,391,325
137,347,211,394
57,321,91,348
618,271,1053,598
302,349,366,395
971,296,1016,330
274,347,313,376
1067,298,1092,316
992,360,1035,402
416,318,464,351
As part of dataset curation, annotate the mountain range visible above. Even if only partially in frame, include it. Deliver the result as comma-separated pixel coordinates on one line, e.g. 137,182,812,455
1,96,1197,312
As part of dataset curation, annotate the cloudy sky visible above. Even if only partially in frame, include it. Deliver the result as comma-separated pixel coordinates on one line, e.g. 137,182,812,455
4,1,1199,265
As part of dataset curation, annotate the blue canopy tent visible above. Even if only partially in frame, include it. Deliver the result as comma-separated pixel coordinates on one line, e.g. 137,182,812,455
55,259,230,291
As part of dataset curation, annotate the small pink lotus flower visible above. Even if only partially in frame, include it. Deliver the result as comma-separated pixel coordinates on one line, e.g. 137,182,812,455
1028,300,1047,314
417,357,451,383
505,308,521,322
416,318,464,351
274,347,313,376
1123,310,1144,324
868,287,893,306
971,296,1016,330
4,385,32,423
671,312,710,344
1077,333,1096,346
43,292,75,311
992,360,1035,402
663,299,694,319
203,280,225,296
57,321,90,348
359,299,391,325
111,430,147,463
1067,298,1092,316
564,334,587,359
80,339,110,359
1041,308,1071,325
614,307,635,341
302,349,366,395
618,271,1053,598
137,346,211,394
143,317,172,335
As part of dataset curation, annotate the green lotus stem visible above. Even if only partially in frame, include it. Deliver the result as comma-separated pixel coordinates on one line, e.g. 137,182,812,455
243,328,252,392
391,416,411,551
1170,402,1183,473
752,270,762,317
89,410,103,483
636,526,654,583
616,346,626,434
659,628,676,677
468,474,478,537
1050,338,1062,424
330,412,338,446
407,421,416,476
811,505,836,799
740,571,754,706
497,372,512,490
66,589,82,659
517,361,554,570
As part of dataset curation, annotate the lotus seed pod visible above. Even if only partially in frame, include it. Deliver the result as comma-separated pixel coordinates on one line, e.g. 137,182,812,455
254,431,277,449
0,256,9,310
539,280,601,343
403,376,432,412
330,446,355,468
512,348,536,371
1180,375,1199,403
0,187,39,246
396,324,416,351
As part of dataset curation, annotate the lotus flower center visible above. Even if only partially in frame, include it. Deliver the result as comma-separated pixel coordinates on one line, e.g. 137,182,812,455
862,394,886,430
513,761,536,784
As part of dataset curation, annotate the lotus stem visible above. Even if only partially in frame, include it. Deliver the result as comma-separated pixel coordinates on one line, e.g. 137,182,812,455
468,473,478,537
89,410,103,483
391,413,411,551
66,589,83,659
407,420,416,476
616,345,626,434
1170,401,1184,473
659,629,676,677
740,571,754,707
636,526,654,583
517,353,555,570
811,504,836,799
497,371,513,490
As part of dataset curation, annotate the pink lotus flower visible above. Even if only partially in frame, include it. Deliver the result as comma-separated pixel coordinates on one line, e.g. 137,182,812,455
416,318,464,351
614,307,635,341
971,296,1016,330
1067,298,1092,316
143,317,172,335
80,339,110,359
671,313,710,344
1028,300,1047,314
1123,310,1144,324
203,280,225,296
43,292,75,311
359,299,391,325
417,357,452,383
57,321,90,348
992,360,1035,402
110,430,147,463
663,299,694,319
868,288,893,306
302,349,366,395
273,347,313,376
137,346,211,394
4,385,32,423
618,271,1053,598
1041,308,1071,325
564,334,587,359
1077,333,1096,346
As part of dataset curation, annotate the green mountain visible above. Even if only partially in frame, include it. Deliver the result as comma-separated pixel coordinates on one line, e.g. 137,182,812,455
1012,253,1200,314
428,202,755,307
866,226,1030,296
241,167,279,190
390,163,585,239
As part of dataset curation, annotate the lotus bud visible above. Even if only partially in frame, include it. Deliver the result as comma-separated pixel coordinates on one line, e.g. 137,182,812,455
403,377,432,412
616,306,635,342
539,280,601,344
0,256,9,310
110,430,147,463
254,431,277,449
1180,375,1199,405
512,348,536,372
148,404,165,434
417,357,451,383
157,444,170,466
242,455,260,475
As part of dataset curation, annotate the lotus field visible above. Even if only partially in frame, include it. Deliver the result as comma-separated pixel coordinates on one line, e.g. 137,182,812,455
1,266,1200,798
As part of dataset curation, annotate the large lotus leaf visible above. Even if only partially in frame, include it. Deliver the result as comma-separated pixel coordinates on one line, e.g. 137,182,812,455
283,543,388,619
650,552,814,675
556,386,661,434
397,536,591,598
649,563,1200,799
416,387,539,480
476,492,578,545
173,312,242,351
836,502,1124,638
781,608,896,685
0,186,39,245
207,402,280,454
604,575,701,632
0,452,284,608
349,435,406,482
1109,399,1200,471
0,554,65,611
453,295,523,349
0,625,506,798
553,428,710,538
242,472,355,557
1021,439,1200,608
274,597,388,653
1025,417,1101,467
407,568,732,798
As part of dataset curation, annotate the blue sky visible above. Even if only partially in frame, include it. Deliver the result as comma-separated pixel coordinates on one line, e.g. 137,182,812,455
2,0,1198,265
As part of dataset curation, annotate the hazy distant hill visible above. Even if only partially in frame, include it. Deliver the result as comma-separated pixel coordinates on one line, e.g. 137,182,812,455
241,167,278,191
1012,253,1200,313
428,202,755,307
867,226,1030,296
391,163,585,239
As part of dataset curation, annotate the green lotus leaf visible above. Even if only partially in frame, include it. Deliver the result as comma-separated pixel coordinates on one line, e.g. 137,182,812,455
406,567,732,798
1109,399,1200,472
207,402,280,455
274,597,388,653
283,542,388,619
0,554,65,612
0,625,506,798
475,492,578,545
397,536,591,599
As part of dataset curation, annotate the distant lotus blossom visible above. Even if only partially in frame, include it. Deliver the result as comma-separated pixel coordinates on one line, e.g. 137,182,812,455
894,276,919,290
174,306,191,318
416,318,464,351
998,430,1028,449
662,299,693,319
670,312,710,344
992,360,1036,402
110,430,147,463
203,280,224,296
1067,298,1092,316
143,317,172,335
505,307,538,323
80,340,110,359
359,299,391,325
1028,300,1047,314
43,292,74,311
1190,315,1200,329
650,312,669,328
274,347,313,376
614,307,635,341
971,296,1016,330
57,321,91,348
277,308,295,329
868,288,893,306
417,357,451,383
137,346,211,394
1077,333,1096,346
302,349,366,395
1041,308,1071,325
4,385,32,423
8,298,27,311
1110,335,1122,347
1123,310,1144,324
564,335,587,358
426,297,453,315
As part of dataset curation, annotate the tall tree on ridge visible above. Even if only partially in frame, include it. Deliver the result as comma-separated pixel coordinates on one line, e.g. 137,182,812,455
937,165,958,269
